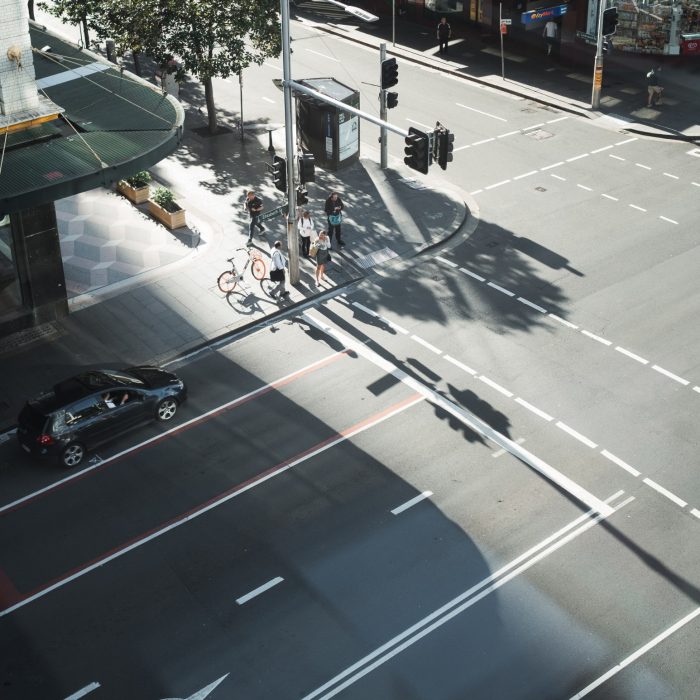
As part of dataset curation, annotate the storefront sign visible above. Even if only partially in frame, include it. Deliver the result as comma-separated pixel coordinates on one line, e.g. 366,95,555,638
521,4,568,25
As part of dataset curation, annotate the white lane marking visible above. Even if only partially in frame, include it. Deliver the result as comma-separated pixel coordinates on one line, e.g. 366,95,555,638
497,130,520,138
515,397,553,422
551,174,567,181
406,117,433,130
577,184,593,191
305,48,339,61
635,163,652,170
485,179,511,190
569,606,700,699
487,282,515,296
478,375,514,397
660,216,679,225
546,116,568,124
470,189,483,195
615,346,649,365
236,577,284,605
262,96,275,104
522,123,545,131
64,683,101,700
609,154,626,161
304,313,614,518
411,334,442,354
514,170,538,180
166,673,230,700
304,494,626,700
629,204,647,212
549,314,578,329
601,193,619,201
652,365,689,386
455,102,507,121
391,491,433,515
694,386,700,394
0,353,347,515
264,62,282,71
351,301,409,334
436,255,458,268
556,421,598,449
444,355,478,375
663,172,679,179
492,437,524,458
540,161,564,170
581,330,612,346
567,153,589,162
601,449,641,477
460,267,486,282
454,144,471,152
693,182,700,188
691,508,700,519
643,479,688,508
615,137,637,145
591,145,613,153
473,137,496,145
517,297,547,313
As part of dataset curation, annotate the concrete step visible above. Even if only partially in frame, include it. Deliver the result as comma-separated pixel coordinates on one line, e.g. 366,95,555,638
73,235,120,263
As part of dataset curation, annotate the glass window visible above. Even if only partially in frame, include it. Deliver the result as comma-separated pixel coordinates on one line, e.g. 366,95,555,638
0,214,22,317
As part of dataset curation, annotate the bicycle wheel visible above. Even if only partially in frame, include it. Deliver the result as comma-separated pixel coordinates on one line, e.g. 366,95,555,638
217,270,238,293
252,258,266,280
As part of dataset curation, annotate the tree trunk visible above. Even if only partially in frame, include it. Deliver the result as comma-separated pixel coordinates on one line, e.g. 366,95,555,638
27,0,35,21
81,17,90,49
132,50,142,77
204,76,217,135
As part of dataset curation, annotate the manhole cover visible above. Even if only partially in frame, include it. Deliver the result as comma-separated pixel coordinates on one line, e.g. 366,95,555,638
525,129,554,140
0,323,60,356
535,186,547,192
356,247,399,269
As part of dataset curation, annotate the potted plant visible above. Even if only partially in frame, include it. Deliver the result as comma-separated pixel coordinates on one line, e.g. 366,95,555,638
117,170,152,204
148,186,187,230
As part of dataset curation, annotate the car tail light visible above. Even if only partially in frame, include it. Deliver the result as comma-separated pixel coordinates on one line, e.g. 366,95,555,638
37,434,54,445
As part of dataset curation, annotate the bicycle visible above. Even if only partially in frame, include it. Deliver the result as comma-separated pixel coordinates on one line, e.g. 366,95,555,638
217,247,267,293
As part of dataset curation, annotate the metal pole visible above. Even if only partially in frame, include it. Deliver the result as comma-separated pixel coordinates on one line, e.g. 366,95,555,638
239,70,244,142
500,4,505,81
591,0,605,108
280,0,299,284
380,43,388,170
392,0,396,47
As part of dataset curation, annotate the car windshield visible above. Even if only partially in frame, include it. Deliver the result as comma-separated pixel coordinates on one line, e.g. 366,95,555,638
102,370,144,386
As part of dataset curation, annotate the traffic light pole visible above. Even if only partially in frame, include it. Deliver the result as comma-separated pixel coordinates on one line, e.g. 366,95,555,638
280,0,299,284
591,0,606,109
380,43,388,170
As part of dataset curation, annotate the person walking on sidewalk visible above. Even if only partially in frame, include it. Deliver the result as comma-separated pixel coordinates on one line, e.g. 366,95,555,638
314,231,331,286
646,66,664,106
325,192,345,248
437,17,451,56
543,20,558,56
269,241,289,300
244,190,265,244
298,210,314,257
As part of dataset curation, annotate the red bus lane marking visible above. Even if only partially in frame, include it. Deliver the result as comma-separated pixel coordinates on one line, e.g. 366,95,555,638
0,351,349,516
0,393,423,618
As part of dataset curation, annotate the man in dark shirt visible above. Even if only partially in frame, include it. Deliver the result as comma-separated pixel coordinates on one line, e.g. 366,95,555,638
245,190,264,244
437,17,451,55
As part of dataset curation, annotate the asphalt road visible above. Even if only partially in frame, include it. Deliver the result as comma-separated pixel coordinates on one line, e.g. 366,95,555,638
3,10,699,700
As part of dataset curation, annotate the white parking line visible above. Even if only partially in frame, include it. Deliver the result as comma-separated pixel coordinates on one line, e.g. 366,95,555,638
551,174,566,181
391,491,433,515
601,449,640,477
635,163,652,170
615,346,648,365
411,334,442,354
629,204,647,212
652,365,689,386
692,508,700,519
236,576,284,605
556,421,598,449
660,216,679,225
64,683,101,700
663,172,679,179
643,479,687,508
577,184,593,191
601,193,619,201
455,102,507,121
609,154,625,161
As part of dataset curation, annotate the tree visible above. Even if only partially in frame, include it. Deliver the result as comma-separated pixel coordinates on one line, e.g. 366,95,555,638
38,0,103,49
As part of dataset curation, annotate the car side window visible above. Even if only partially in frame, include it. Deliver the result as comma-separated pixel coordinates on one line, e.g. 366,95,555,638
67,398,103,424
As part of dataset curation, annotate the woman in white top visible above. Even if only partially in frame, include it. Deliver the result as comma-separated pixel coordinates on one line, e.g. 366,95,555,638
298,210,314,256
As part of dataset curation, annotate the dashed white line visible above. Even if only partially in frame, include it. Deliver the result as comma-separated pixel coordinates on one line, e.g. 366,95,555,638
556,422,598,449
629,204,647,212
473,137,496,146
660,216,679,225
635,163,652,170
406,117,433,130
436,256,458,268
577,184,593,191
691,508,700,520
262,96,275,104
514,170,538,180
515,397,553,422
485,179,511,189
694,386,700,394
642,479,687,508
517,297,547,313
454,144,471,152
411,334,442,354
551,174,567,181
693,182,700,188
601,449,641,477
522,123,545,131
541,161,565,170
391,491,433,515
459,267,486,282
663,172,679,179
470,189,483,195
455,103,508,121
64,684,101,700
615,137,637,145
352,302,409,335
601,193,619,201
497,130,520,138
615,346,649,365
546,116,568,124
236,576,284,605
549,314,578,329
609,154,625,161
581,330,612,346
487,282,515,296
493,437,525,458
305,48,340,61
652,365,689,386
478,375,514,397
444,355,478,375
567,153,589,162
591,145,613,153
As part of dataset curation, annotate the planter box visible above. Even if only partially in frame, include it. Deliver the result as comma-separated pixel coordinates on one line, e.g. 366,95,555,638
148,200,187,230
117,181,150,204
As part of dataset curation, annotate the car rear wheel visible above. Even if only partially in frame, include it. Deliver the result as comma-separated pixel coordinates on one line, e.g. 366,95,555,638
62,443,85,468
156,397,178,421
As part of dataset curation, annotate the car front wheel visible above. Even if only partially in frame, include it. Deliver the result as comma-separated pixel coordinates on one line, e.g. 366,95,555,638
62,443,85,468
156,397,178,421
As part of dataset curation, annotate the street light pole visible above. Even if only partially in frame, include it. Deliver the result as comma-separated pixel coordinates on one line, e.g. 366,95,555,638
380,43,388,170
280,0,299,284
591,0,606,109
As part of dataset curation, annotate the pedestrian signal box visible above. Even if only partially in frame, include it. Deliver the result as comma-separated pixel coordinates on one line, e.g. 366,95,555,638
272,155,286,192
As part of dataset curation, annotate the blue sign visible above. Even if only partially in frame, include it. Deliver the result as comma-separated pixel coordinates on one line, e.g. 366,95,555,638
521,4,568,25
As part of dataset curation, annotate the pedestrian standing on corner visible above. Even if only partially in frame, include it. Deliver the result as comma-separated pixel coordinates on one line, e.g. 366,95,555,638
646,66,664,106
298,210,314,257
269,241,289,300
543,20,558,56
244,190,265,244
437,17,451,56
314,231,331,286
324,192,345,248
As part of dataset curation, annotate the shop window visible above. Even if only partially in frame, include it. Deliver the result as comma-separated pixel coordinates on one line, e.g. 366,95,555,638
0,215,22,317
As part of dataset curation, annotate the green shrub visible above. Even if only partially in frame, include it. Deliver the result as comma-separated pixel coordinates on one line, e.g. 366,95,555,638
125,171,152,188
151,186,181,212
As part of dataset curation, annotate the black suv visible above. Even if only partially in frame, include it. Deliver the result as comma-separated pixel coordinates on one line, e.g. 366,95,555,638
17,366,187,467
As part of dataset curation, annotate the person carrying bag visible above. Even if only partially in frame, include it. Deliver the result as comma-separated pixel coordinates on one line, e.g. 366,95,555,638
269,241,289,299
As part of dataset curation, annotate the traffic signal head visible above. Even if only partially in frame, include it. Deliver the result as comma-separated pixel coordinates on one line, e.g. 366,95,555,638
298,152,315,184
386,91,398,109
404,126,430,175
381,57,399,90
602,7,618,36
436,128,454,170
272,155,286,193
297,187,308,206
